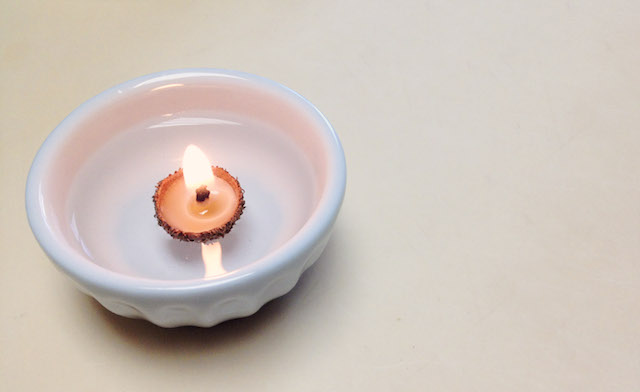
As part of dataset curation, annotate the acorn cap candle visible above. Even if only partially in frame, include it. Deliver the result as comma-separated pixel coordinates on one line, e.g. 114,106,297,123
153,146,245,242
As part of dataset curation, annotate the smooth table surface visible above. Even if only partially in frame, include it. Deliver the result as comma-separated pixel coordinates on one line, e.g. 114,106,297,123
2,1,639,390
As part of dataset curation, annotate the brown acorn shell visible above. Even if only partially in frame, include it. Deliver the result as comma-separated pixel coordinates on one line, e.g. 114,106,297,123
153,166,245,242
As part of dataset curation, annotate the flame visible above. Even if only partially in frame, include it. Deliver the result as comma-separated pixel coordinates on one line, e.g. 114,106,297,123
202,242,224,278
182,144,214,190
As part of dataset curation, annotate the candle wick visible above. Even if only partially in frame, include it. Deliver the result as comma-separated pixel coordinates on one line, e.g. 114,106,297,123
195,185,211,202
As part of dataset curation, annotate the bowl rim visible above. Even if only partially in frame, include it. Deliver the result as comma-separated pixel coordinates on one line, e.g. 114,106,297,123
25,68,346,298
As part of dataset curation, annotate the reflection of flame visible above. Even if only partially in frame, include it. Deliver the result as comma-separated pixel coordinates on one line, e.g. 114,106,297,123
202,242,224,278
182,144,214,191
151,83,185,92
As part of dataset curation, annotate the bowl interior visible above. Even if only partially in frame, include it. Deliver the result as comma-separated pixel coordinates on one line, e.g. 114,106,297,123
33,72,333,281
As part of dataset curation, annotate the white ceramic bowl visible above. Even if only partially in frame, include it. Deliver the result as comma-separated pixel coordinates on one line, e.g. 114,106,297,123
26,69,346,327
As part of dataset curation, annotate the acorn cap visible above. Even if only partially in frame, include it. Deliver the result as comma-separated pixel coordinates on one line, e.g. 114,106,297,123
153,166,245,242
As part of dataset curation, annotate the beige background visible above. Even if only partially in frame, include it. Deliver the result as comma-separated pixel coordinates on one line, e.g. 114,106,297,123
2,1,640,390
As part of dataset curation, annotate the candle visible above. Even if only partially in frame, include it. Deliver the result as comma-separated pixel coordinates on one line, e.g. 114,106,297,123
153,145,245,242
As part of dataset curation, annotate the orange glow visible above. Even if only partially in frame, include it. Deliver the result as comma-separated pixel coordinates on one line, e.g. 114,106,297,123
151,83,185,92
182,144,214,190
202,242,224,278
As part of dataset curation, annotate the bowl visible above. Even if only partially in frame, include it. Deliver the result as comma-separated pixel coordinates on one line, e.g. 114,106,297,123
25,69,346,327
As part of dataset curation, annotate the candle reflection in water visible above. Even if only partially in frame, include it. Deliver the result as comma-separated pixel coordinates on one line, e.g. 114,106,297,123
202,241,225,278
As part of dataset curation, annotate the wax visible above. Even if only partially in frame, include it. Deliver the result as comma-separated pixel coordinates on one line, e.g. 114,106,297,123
158,174,239,234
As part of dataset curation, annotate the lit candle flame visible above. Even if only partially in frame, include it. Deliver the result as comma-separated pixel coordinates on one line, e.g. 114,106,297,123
182,144,214,191
202,241,224,278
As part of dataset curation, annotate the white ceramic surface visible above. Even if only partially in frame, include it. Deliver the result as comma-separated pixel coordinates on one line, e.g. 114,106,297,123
25,69,346,327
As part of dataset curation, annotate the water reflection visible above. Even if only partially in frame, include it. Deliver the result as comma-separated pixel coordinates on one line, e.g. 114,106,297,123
202,242,225,278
